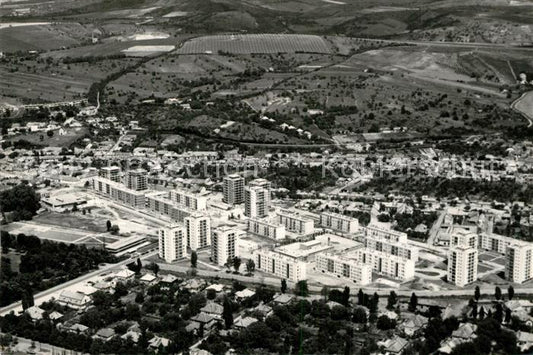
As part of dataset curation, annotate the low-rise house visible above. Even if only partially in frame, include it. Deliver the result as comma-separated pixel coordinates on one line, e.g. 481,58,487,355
121,330,141,343
25,306,45,322
438,338,464,354
93,328,115,342
180,278,206,293
235,289,255,301
190,312,217,330
114,269,135,281
200,302,224,320
254,303,273,318
451,323,477,341
517,331,533,352
205,284,225,293
234,317,258,329
272,293,294,305
140,273,159,285
402,314,428,337
149,336,170,350
160,274,179,288
64,323,89,335
378,335,408,354
49,311,63,322
58,290,92,310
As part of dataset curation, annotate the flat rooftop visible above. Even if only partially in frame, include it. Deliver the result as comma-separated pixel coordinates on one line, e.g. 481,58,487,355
275,239,333,259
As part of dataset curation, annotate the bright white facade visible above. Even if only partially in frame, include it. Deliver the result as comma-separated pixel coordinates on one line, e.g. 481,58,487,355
364,224,418,262
276,209,314,235
244,179,271,218
223,174,244,205
316,252,372,285
170,188,207,210
253,248,307,282
146,192,192,222
247,217,286,240
319,211,359,234
158,224,187,263
448,245,478,287
506,243,533,284
211,226,237,266
359,249,415,280
92,176,146,209
185,213,211,250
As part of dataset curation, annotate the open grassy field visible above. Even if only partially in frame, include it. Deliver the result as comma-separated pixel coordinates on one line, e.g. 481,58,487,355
7,127,88,147
176,34,333,54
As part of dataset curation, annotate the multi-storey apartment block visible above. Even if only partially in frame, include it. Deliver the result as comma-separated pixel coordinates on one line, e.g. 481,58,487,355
276,209,315,235
448,245,478,287
169,188,207,211
185,213,211,250
99,166,121,182
92,176,146,209
247,217,286,240
223,174,245,205
506,243,533,284
319,211,359,234
211,226,237,267
125,169,148,191
158,224,187,263
358,249,415,280
244,179,271,218
363,224,419,262
146,192,192,222
316,253,372,285
253,248,307,282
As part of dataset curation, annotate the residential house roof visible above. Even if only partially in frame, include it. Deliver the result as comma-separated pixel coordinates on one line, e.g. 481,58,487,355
200,302,223,315
25,306,45,321
234,317,258,328
452,323,477,340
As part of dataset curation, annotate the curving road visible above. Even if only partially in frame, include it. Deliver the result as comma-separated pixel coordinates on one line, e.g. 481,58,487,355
512,91,533,128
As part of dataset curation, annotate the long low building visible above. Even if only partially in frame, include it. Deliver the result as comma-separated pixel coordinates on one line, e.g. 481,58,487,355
358,249,415,281
92,176,146,209
146,192,193,222
253,248,307,282
316,252,372,285
106,235,147,255
276,209,314,235
319,211,359,234
247,217,286,240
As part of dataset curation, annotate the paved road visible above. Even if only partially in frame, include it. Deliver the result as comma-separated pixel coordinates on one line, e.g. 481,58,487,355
427,210,446,246
511,91,533,128
0,251,158,317
157,261,531,299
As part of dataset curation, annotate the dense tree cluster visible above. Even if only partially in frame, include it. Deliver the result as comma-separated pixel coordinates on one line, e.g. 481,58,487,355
0,183,40,221
0,231,120,307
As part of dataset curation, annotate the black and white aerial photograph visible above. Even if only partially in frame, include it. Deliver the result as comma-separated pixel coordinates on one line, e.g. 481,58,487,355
0,0,532,354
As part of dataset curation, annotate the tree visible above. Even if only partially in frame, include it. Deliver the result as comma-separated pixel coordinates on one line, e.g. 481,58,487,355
191,251,198,268
136,258,142,274
495,286,502,301
376,315,396,330
479,306,486,320
294,280,309,297
225,257,233,271
47,130,54,137
508,285,514,300
358,289,365,306
246,259,255,273
152,263,160,276
353,307,367,323
408,292,418,312
281,279,287,294
106,220,112,232
222,298,233,329
387,291,397,310
342,286,350,307
21,287,34,310
471,304,478,319
474,286,480,301
232,257,241,273
369,293,379,314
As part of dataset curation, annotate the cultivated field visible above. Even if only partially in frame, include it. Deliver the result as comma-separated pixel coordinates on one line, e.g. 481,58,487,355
176,34,333,54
